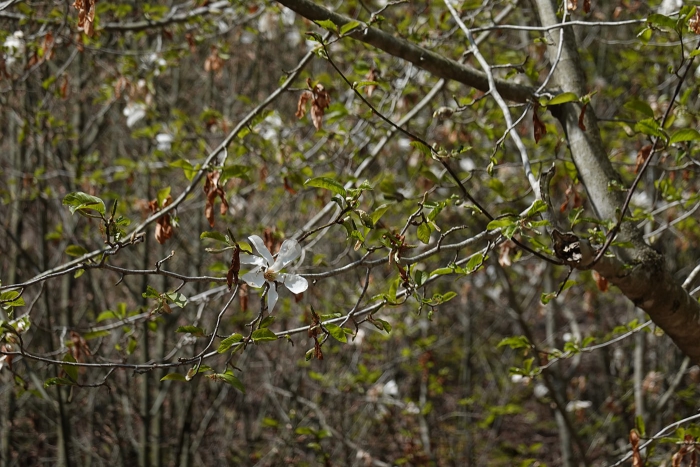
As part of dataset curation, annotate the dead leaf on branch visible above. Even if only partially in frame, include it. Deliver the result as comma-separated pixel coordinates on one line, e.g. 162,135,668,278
148,195,174,244
202,171,228,228
689,9,700,35
533,107,547,143
583,0,591,14
578,103,588,131
295,78,332,131
73,0,97,37
629,429,642,467
204,45,224,75
592,270,609,292
365,68,378,97
635,144,652,174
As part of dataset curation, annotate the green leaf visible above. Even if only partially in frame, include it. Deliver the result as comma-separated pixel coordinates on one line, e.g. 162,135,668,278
96,311,116,322
417,223,431,244
634,118,665,139
62,354,78,382
497,335,532,350
546,92,578,106
465,253,485,273
410,140,432,158
624,99,654,118
160,373,187,382
251,328,278,342
259,315,276,329
217,333,243,353
487,217,517,231
176,325,206,337
44,377,75,388
325,323,348,343
353,80,379,90
62,192,106,216
142,286,160,299
376,319,392,334
220,164,251,182
525,199,548,217
83,330,110,340
315,19,338,33
371,203,391,226
214,370,246,393
65,245,89,257
304,177,347,197
0,291,25,309
200,231,229,244
340,20,361,35
156,186,171,207
669,128,700,144
165,292,188,308
647,13,678,30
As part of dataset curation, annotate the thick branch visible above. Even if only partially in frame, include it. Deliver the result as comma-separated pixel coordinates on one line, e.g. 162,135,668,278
274,0,536,102
534,0,700,363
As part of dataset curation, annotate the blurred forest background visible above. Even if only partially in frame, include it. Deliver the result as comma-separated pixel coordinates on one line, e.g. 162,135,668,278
2,0,700,466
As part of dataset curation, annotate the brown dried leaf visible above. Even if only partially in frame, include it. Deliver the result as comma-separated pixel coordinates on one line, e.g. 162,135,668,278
689,9,700,35
151,195,174,244
578,103,587,131
203,171,227,227
498,241,514,267
204,46,224,74
295,91,311,119
310,84,331,130
592,270,608,292
365,68,378,97
630,430,642,467
239,283,248,311
227,245,240,291
73,0,97,37
185,33,196,53
635,144,652,174
533,109,546,144
583,0,591,14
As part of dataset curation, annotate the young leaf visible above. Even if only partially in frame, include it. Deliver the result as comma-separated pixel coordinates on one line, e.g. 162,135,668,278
546,92,578,106
200,231,230,244
304,177,347,197
340,20,361,35
176,325,206,337
62,192,106,215
214,370,246,393
251,328,278,342
62,354,78,382
417,223,431,244
65,245,89,257
669,128,700,144
161,373,187,382
325,323,347,343
217,333,243,353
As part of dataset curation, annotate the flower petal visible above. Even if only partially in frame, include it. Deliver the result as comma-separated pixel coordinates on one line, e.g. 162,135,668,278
239,253,265,266
266,283,278,312
248,235,274,266
242,267,266,288
279,273,308,294
270,239,301,271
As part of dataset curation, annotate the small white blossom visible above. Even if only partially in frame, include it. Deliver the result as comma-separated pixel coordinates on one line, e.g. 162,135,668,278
123,102,146,128
155,133,174,151
566,400,592,412
240,235,308,311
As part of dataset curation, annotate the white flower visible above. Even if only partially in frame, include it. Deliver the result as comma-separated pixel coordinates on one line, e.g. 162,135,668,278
240,235,308,311
123,102,146,128
155,133,173,151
